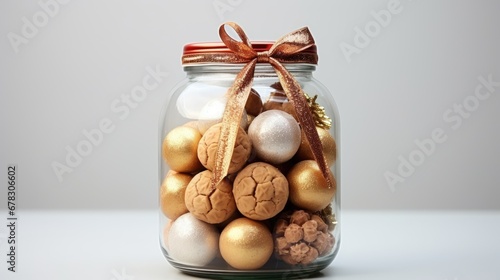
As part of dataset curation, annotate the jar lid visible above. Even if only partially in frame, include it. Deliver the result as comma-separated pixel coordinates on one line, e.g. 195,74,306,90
183,41,317,55
182,41,318,65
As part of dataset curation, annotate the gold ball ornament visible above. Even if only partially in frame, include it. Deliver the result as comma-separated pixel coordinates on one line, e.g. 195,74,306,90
160,171,192,220
219,218,274,270
162,126,204,173
296,127,337,166
287,160,336,212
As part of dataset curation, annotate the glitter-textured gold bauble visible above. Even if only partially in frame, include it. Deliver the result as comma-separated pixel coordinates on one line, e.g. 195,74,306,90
296,127,337,166
287,160,336,212
162,126,204,173
160,171,192,220
219,218,273,270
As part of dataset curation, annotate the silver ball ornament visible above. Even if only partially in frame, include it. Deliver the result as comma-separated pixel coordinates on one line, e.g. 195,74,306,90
167,213,219,266
248,110,301,164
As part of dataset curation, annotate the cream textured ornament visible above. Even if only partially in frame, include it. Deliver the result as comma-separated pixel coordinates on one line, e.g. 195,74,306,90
232,162,289,220
185,170,236,224
197,123,252,174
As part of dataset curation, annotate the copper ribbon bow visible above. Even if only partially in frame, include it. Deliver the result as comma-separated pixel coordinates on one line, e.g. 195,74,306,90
210,22,333,190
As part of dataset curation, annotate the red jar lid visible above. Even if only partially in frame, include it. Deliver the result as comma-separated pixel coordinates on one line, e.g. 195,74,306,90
183,41,317,55
182,42,318,65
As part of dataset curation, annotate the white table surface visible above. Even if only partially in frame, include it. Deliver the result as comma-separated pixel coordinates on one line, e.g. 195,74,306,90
1,210,499,280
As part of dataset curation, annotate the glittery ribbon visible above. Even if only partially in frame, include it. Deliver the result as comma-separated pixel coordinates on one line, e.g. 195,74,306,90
204,22,333,190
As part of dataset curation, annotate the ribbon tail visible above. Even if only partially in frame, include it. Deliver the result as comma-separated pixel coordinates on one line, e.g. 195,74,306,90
211,59,257,189
269,58,335,189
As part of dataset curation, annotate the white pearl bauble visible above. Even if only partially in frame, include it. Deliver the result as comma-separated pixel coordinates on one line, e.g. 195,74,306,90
167,213,219,266
248,110,301,164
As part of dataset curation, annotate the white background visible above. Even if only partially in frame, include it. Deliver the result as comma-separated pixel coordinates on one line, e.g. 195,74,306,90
1,0,499,210
1,1,499,279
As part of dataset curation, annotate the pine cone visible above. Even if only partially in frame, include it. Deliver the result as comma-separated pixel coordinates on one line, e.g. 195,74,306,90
274,210,334,265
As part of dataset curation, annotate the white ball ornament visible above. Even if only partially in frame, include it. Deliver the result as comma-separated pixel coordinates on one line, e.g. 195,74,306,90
167,213,219,266
248,110,301,164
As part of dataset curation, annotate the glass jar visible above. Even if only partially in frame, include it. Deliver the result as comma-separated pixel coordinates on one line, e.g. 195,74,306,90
159,39,340,279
